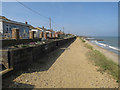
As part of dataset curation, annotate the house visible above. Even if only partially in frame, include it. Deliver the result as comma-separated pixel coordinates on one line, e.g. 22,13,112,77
0,16,34,39
31,29,42,38
55,30,65,38
47,29,55,38
36,27,54,38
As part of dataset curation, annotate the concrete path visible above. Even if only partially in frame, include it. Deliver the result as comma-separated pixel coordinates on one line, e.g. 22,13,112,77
3,38,118,88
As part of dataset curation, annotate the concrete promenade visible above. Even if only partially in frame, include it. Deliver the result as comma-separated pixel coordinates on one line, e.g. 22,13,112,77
3,38,118,88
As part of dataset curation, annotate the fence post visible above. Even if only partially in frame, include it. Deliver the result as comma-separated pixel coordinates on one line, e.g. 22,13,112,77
12,28,19,40
29,31,34,39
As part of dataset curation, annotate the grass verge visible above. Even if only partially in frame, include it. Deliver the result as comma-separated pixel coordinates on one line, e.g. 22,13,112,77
79,37,86,43
87,50,120,82
84,43,93,50
79,37,120,83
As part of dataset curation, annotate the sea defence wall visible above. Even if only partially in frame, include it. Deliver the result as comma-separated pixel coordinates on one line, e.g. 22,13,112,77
1,37,76,71
1,38,42,48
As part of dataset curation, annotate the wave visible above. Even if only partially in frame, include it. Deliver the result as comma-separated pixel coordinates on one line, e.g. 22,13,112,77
91,40,120,52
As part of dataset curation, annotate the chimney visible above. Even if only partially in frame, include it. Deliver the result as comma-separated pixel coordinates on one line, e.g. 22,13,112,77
25,21,28,24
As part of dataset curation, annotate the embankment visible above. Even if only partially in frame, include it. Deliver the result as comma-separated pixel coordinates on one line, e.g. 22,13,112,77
80,37,119,83
2,37,118,88
87,41,119,64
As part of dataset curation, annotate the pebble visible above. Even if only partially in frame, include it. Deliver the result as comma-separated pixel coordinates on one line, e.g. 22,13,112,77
14,82,18,85
46,82,48,85
14,82,19,87
26,80,29,82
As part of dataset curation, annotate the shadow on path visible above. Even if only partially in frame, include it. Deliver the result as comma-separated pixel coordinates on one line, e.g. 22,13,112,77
2,39,76,88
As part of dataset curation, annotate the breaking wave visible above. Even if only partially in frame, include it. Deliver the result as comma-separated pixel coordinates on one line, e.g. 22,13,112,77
91,40,120,52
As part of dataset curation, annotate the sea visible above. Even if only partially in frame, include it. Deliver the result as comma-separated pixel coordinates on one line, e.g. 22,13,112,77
89,36,120,55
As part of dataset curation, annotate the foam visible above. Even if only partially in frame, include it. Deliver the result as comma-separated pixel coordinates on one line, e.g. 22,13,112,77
91,40,120,52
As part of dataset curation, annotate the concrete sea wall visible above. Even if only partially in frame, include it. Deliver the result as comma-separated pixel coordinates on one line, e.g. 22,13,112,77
1,37,76,71
1,38,42,48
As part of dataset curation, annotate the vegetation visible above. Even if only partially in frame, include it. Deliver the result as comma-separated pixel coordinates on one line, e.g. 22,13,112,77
14,45,19,48
21,45,29,48
79,37,86,43
84,43,93,50
87,50,120,82
79,37,120,83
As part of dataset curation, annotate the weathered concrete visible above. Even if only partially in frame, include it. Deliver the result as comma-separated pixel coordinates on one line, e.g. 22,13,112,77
0,50,9,69
1,38,42,48
1,37,76,71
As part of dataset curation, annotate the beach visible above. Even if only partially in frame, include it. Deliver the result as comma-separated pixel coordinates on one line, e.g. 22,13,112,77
87,40,119,64
3,37,118,88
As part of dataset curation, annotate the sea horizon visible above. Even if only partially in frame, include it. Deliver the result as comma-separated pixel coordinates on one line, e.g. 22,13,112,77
88,36,119,55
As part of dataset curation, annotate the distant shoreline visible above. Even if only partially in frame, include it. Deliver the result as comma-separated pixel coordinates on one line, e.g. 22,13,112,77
86,40,119,64
85,36,119,55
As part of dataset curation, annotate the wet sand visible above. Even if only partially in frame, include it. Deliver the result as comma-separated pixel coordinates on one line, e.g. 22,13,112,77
3,37,118,88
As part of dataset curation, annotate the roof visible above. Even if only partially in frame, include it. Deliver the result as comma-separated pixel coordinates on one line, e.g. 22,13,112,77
47,29,54,32
56,31,64,34
37,27,48,31
0,16,35,29
36,27,43,31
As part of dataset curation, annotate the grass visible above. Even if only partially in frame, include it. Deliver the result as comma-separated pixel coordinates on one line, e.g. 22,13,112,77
84,43,93,50
21,45,29,48
79,37,93,50
79,37,120,82
87,50,120,82
79,37,86,43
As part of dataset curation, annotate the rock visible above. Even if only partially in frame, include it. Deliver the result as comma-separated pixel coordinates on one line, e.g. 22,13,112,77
26,80,29,82
14,82,18,85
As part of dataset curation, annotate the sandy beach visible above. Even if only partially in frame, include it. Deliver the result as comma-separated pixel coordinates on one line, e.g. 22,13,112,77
87,40,119,64
3,37,118,88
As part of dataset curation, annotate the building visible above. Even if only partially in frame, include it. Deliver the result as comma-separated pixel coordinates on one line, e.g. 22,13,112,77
56,31,65,38
31,29,41,38
47,29,54,38
0,16,34,39
36,27,54,38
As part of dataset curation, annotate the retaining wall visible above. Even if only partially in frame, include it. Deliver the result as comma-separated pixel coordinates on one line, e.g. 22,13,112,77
1,38,42,48
1,37,76,70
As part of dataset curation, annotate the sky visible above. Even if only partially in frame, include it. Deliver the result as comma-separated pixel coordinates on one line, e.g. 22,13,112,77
2,2,118,36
